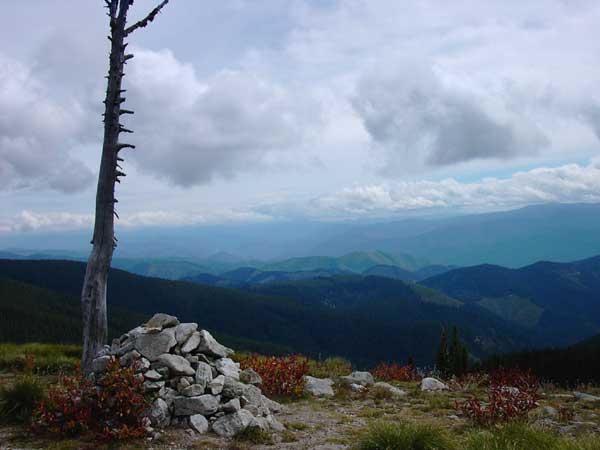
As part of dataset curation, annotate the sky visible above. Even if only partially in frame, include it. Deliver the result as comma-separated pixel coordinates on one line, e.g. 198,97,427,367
1,0,600,234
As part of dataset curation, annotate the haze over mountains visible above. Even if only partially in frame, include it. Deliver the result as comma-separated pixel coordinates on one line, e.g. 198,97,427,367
3,203,600,268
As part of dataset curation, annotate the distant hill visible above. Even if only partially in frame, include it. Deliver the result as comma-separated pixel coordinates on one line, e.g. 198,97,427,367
363,264,453,282
0,278,145,343
0,259,533,366
310,203,600,268
262,250,428,273
422,255,600,344
183,268,353,288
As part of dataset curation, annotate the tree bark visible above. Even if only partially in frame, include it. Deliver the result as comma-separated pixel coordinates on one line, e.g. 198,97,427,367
81,0,169,374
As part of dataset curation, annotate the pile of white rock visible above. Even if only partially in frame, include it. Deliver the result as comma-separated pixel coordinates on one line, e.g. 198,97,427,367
91,313,284,437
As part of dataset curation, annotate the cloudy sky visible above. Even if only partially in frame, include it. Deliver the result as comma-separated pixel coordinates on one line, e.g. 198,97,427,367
1,0,600,233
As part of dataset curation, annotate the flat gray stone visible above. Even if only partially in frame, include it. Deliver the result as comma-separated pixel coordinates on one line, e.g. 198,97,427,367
222,398,241,413
196,330,233,358
175,323,198,344
261,395,283,413
148,398,170,428
156,354,195,376
195,361,214,389
182,384,205,397
135,328,176,361
341,371,374,386
173,394,220,416
144,369,163,381
182,331,201,354
304,376,334,397
216,358,240,379
421,377,449,391
373,381,407,396
212,409,254,437
209,375,225,395
145,313,179,332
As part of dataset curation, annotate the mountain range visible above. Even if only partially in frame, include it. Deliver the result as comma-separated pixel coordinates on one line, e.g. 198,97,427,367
2,252,600,366
3,203,600,267
0,259,532,367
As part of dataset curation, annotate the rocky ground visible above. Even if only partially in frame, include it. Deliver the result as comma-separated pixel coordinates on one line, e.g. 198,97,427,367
2,379,599,450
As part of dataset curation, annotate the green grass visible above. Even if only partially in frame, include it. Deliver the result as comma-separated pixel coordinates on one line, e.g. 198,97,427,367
0,375,45,423
354,422,600,450
307,356,353,378
465,423,600,450
353,421,455,450
0,342,80,373
233,426,274,445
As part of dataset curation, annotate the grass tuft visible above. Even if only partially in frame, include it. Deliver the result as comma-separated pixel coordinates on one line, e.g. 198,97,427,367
234,426,274,445
353,421,455,450
0,375,45,423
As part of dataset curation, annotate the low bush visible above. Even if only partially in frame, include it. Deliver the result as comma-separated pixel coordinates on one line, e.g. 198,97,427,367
308,356,352,378
35,357,149,441
372,362,418,382
0,376,45,423
238,353,309,398
0,343,80,374
353,421,455,450
457,368,540,426
448,373,489,392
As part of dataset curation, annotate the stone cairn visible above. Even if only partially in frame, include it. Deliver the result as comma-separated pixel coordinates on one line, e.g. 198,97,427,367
91,313,284,437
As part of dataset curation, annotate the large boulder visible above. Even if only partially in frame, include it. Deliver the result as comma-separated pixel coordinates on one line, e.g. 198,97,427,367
304,376,335,397
421,377,449,391
212,409,254,437
341,371,374,387
157,354,195,376
135,328,176,361
173,395,220,416
196,330,234,358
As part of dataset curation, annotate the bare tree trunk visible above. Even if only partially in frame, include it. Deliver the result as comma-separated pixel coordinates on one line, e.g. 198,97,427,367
82,0,170,375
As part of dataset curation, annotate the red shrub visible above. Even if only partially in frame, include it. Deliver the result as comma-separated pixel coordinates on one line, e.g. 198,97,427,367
372,362,418,382
457,368,540,426
35,357,149,440
239,354,309,398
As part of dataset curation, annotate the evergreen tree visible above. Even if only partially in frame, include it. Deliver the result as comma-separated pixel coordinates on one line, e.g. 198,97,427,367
436,327,449,377
450,326,461,376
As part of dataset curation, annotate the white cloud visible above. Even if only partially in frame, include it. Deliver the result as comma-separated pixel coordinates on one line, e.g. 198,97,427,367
307,160,600,218
0,208,272,234
0,54,94,192
124,48,321,186
353,60,548,172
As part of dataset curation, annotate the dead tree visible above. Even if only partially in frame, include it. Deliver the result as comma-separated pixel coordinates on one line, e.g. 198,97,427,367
81,0,170,374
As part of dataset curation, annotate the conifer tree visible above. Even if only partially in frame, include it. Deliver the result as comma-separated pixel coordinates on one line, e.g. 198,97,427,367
436,327,449,377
